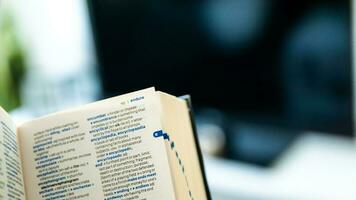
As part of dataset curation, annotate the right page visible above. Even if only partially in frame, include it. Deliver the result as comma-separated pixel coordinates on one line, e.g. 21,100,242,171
158,92,208,200
18,88,176,200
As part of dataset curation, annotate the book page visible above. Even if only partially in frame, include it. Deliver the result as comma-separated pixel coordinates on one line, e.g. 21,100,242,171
0,107,26,200
158,92,208,200
18,88,176,200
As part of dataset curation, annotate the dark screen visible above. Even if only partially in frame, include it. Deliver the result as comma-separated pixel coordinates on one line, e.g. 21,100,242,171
88,0,352,135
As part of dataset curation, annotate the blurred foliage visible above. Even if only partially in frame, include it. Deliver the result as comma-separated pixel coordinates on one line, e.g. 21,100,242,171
0,8,26,111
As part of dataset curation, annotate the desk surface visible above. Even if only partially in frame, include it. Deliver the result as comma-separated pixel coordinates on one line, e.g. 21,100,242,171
205,133,356,200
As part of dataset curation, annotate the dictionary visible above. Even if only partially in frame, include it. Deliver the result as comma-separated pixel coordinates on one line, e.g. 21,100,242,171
0,87,211,200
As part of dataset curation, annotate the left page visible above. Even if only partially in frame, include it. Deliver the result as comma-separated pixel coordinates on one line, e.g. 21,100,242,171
18,88,176,200
0,107,26,200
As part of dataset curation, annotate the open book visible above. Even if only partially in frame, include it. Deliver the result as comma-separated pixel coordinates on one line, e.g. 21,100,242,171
0,88,211,200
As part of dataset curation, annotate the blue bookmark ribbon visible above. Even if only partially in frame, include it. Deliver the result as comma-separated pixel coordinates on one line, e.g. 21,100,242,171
152,129,194,200
153,130,170,141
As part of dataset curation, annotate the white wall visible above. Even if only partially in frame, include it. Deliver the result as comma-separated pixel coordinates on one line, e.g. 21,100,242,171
10,0,101,116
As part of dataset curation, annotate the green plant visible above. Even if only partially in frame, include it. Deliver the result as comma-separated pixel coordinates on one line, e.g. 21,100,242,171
0,10,26,111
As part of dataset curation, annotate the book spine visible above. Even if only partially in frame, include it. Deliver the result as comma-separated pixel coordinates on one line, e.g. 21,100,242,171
180,95,212,200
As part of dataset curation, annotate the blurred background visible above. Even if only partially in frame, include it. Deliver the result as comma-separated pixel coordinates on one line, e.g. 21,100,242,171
1,0,355,199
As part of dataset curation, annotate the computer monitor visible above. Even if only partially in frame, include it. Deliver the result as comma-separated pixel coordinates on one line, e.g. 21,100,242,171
353,0,356,137
87,0,352,136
